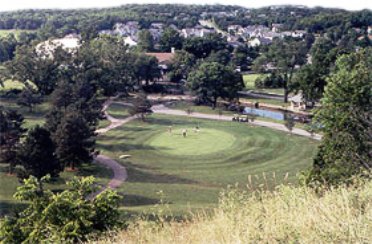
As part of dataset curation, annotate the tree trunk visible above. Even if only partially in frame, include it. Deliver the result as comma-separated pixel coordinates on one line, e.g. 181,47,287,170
284,89,289,103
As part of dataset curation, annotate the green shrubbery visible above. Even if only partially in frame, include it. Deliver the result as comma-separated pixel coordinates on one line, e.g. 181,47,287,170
0,176,121,243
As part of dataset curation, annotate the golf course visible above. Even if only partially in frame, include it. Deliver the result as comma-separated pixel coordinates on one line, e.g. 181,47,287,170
97,103,319,214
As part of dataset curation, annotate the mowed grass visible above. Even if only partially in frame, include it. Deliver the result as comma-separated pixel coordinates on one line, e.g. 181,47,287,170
148,128,236,156
243,74,284,95
107,103,131,119
97,112,319,214
166,101,235,116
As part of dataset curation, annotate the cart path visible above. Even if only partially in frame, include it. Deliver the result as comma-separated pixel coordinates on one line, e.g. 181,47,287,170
151,104,322,141
93,97,134,195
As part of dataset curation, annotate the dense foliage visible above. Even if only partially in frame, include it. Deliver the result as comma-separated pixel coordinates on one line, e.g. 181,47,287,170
305,48,372,185
188,62,243,108
0,176,121,243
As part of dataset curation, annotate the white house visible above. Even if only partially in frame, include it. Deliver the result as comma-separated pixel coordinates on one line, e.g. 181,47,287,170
35,34,81,58
124,36,138,46
249,37,272,47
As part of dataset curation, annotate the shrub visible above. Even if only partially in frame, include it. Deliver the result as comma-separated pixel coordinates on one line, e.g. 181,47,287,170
0,175,122,243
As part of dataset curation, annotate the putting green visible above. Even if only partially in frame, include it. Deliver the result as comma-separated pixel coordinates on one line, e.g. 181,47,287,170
147,128,236,156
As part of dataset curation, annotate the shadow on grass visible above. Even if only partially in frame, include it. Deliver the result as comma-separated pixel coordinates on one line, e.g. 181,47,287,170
98,142,166,153
124,161,198,185
121,194,161,206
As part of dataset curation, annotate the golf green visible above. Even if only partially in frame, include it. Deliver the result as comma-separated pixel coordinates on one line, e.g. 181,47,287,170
147,128,236,156
98,112,319,214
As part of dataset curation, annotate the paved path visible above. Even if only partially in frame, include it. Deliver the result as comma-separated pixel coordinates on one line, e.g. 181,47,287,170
93,97,134,195
152,104,322,141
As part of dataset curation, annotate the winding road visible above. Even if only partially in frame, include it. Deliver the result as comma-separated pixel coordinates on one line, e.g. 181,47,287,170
93,97,322,195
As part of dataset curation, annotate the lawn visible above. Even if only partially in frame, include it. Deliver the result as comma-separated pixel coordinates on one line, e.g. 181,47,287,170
243,74,284,95
97,111,319,215
165,100,235,116
107,102,131,119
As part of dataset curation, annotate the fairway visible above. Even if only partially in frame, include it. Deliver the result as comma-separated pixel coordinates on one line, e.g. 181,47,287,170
98,111,319,214
148,128,235,156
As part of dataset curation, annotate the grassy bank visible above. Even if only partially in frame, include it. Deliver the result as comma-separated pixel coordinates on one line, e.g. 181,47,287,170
95,179,372,243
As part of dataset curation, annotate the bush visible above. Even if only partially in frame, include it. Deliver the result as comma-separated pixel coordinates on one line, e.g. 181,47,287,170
0,175,122,243
255,73,284,88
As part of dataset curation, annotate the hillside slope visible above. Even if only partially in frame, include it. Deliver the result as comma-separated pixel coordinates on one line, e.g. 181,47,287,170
95,179,372,243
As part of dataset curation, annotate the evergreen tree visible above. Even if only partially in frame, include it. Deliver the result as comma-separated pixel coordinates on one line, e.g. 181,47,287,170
17,125,61,179
53,110,96,170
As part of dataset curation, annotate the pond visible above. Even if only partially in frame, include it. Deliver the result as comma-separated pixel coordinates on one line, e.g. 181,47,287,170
243,107,286,120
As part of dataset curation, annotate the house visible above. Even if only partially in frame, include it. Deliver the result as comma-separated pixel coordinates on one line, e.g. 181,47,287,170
145,50,176,79
149,28,163,42
228,25,243,34
289,93,306,111
35,34,81,58
249,37,272,47
113,21,139,36
124,36,138,46
292,30,306,38
271,23,283,32
150,23,164,29
181,27,215,38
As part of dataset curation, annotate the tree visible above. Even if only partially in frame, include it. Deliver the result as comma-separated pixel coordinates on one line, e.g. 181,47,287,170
0,175,121,243
133,55,161,86
255,38,307,102
168,50,196,83
53,110,96,170
284,113,295,134
305,48,372,185
292,38,339,105
183,33,228,59
159,27,183,52
99,38,137,95
188,62,244,109
0,107,26,174
205,49,231,65
5,45,70,95
232,45,249,70
17,125,61,180
129,93,152,121
137,29,154,52
17,85,42,112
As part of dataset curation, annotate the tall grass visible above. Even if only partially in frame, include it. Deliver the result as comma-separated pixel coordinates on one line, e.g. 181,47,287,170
93,179,372,243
